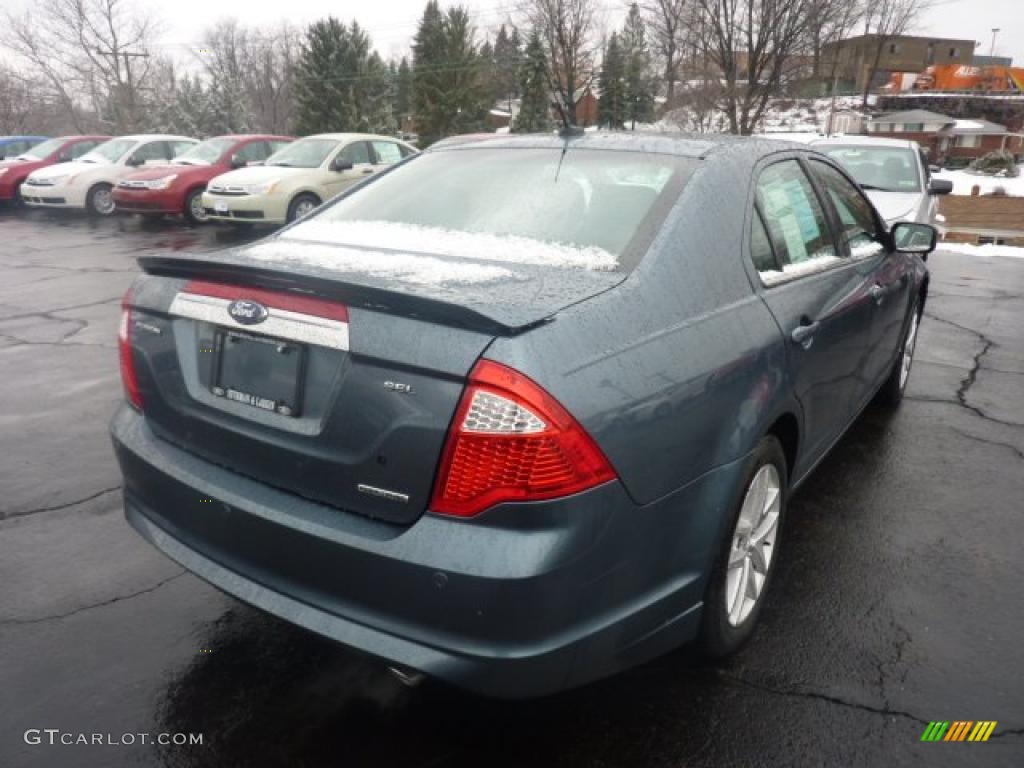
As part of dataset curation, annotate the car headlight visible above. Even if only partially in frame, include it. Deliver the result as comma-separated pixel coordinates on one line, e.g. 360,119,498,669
144,174,178,190
244,180,279,195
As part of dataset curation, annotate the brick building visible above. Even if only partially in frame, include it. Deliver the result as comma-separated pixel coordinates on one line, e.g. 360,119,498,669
822,34,975,93
865,109,1024,161
940,195,1024,246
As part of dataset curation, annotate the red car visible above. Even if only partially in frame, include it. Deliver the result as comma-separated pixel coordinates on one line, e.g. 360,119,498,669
112,134,293,224
0,136,110,204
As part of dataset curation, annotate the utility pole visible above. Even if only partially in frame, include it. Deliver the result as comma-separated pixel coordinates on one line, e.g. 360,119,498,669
989,29,1000,58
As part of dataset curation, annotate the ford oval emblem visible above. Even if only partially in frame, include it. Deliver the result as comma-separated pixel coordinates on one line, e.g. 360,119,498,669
227,299,269,325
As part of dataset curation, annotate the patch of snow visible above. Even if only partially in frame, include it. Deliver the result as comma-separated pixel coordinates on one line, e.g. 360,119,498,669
283,220,620,271
760,254,844,285
953,119,985,130
245,241,521,286
938,242,1024,259
933,169,1024,196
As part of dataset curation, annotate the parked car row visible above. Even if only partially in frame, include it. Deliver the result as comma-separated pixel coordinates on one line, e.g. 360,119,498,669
0,132,418,224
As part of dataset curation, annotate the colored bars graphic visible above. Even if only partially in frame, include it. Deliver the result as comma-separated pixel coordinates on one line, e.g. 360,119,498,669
920,721,997,742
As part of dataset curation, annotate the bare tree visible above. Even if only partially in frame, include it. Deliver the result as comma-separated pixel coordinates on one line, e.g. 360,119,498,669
641,0,688,105
860,0,928,105
695,0,813,134
2,0,158,132
524,0,598,126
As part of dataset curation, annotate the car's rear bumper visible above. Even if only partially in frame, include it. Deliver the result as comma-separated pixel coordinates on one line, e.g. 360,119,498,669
112,187,183,215
111,405,741,697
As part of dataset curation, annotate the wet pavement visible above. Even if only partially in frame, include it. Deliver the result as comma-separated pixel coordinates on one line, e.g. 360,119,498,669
1,206,1022,768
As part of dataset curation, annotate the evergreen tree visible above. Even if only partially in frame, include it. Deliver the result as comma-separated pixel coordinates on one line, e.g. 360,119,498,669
294,18,393,135
598,33,626,129
513,30,551,133
492,24,522,109
412,3,488,146
394,56,413,132
621,3,655,129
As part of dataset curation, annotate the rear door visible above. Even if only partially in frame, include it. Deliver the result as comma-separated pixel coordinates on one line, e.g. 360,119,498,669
750,158,877,465
807,158,909,391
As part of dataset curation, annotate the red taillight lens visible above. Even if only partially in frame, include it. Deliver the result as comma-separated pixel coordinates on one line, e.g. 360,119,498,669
119,294,143,410
430,360,616,518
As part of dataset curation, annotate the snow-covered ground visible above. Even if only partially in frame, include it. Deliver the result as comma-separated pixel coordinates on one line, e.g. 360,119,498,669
932,168,1024,196
938,242,1024,259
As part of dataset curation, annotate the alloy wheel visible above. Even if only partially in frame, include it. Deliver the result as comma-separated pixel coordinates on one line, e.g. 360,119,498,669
93,187,115,215
189,192,208,222
725,464,781,627
294,199,316,219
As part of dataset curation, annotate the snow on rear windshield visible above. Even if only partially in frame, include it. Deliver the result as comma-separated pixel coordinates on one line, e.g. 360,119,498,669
283,221,619,271
245,240,520,287
285,147,691,272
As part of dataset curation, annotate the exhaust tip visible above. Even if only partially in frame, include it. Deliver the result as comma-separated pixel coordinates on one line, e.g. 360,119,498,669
388,666,425,687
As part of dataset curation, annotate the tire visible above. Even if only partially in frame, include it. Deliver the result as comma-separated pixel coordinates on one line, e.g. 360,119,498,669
699,435,788,658
875,299,921,408
183,188,208,225
287,193,320,223
86,183,115,216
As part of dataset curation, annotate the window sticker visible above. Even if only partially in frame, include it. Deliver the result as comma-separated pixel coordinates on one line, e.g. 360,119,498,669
778,214,809,262
781,179,820,243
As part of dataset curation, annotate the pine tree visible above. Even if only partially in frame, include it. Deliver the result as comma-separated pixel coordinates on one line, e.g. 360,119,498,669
621,3,655,129
598,33,626,130
412,2,488,146
294,18,393,135
294,18,353,135
514,30,552,133
492,24,522,110
394,56,413,132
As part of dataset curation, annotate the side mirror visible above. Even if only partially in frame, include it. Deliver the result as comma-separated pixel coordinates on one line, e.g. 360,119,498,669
331,157,353,172
890,221,938,257
229,154,246,169
56,153,71,163
126,155,144,167
928,178,953,196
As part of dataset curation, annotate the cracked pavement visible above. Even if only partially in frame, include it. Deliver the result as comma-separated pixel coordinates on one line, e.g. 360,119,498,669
1,207,1022,767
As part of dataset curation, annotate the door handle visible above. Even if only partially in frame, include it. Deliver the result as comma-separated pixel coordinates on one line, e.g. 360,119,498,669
361,168,374,175
791,320,820,346
870,284,886,304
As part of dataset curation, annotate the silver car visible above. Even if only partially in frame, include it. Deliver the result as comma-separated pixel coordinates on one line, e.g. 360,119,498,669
809,136,952,238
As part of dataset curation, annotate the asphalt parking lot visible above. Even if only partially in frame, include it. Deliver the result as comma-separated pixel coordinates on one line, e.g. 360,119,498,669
1,207,1022,768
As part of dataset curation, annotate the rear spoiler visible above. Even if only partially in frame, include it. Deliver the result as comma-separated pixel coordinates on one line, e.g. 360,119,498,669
138,254,545,336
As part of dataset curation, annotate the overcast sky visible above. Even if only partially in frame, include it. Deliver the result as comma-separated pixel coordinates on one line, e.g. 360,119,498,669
4,0,1023,66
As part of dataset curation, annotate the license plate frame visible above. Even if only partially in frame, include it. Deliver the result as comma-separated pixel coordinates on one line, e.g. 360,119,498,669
211,329,306,417
214,200,229,213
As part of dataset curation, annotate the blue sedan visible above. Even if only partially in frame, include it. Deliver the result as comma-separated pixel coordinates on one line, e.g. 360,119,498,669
111,132,935,697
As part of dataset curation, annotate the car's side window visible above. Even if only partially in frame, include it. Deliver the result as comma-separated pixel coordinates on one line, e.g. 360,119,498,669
750,210,779,273
339,141,371,166
753,160,839,283
131,141,169,164
69,141,98,159
398,144,416,158
808,159,885,259
269,140,291,154
169,141,195,159
371,141,403,165
235,141,269,164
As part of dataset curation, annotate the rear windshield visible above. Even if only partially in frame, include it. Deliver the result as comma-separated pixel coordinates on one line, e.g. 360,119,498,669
284,148,693,272
819,146,921,193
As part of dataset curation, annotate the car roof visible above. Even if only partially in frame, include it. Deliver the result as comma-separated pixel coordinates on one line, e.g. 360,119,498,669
207,134,295,142
57,135,112,141
107,134,198,142
422,130,798,159
303,133,410,142
0,136,48,142
809,135,920,150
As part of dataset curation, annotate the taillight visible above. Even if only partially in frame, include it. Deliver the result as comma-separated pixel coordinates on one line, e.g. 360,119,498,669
119,293,143,410
430,360,616,518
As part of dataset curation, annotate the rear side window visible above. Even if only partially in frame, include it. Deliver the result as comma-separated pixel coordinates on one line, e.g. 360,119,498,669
235,141,270,164
809,159,884,258
754,160,838,283
132,141,169,164
70,141,99,159
750,211,778,272
371,141,403,165
339,141,371,165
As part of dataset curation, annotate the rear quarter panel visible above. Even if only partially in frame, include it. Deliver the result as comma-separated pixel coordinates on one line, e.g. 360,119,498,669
487,148,798,507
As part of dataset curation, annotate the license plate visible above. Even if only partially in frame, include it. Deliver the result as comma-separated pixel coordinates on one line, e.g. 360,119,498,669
212,331,305,417
214,200,229,213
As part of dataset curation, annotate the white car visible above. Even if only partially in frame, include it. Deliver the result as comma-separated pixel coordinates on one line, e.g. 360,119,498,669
22,134,198,215
807,136,952,232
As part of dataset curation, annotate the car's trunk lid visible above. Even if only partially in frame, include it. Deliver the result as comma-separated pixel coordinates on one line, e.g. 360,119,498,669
129,243,621,525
